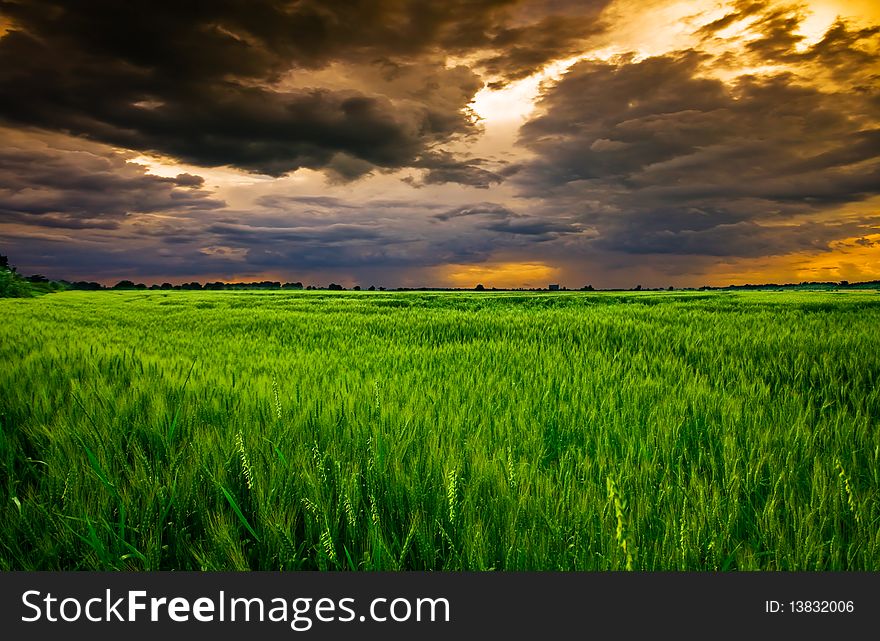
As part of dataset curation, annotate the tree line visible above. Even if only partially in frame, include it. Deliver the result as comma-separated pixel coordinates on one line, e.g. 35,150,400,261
2,252,877,298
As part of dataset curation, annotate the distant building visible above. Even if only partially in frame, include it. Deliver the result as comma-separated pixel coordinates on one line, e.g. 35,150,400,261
548,284,560,291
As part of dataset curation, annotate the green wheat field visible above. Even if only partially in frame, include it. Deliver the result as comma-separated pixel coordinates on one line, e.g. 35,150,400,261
1,290,878,570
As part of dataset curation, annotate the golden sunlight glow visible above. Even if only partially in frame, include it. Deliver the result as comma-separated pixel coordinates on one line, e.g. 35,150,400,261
468,0,880,131
813,0,880,23
469,55,589,127
796,0,880,48
796,7,838,51
703,236,880,286
435,262,561,289
799,235,880,282
596,0,716,58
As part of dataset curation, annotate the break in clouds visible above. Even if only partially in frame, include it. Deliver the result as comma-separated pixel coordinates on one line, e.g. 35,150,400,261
0,0,879,286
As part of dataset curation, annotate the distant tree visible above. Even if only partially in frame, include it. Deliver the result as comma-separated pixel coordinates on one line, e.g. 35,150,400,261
135,283,147,289
113,280,136,289
149,284,160,290
26,274,49,283
71,281,102,290
633,284,642,291
840,280,849,286
668,285,674,291
160,282,173,290
368,285,376,291
379,286,386,291
0,265,32,297
328,283,344,291
581,284,594,291
353,285,361,291
474,283,485,291
306,285,314,290
0,254,8,270
283,282,303,289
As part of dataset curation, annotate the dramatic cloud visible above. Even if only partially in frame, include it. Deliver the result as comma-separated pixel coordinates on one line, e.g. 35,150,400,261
0,0,607,179
515,24,880,258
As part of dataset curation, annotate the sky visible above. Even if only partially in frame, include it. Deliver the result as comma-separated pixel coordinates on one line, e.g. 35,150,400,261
0,0,878,288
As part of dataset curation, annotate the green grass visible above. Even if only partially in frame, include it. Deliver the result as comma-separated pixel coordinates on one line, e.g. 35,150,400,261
1,289,878,570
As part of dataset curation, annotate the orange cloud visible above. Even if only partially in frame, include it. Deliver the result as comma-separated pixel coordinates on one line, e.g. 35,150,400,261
696,234,880,285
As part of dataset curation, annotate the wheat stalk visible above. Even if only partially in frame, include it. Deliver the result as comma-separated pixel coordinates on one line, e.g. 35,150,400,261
836,460,861,525
446,468,459,524
271,375,282,419
236,431,253,491
607,475,634,571
320,528,338,566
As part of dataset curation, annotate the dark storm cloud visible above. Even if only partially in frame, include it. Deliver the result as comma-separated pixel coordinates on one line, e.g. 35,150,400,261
408,152,506,189
515,31,880,258
0,0,608,180
0,131,223,229
0,46,464,178
471,9,608,87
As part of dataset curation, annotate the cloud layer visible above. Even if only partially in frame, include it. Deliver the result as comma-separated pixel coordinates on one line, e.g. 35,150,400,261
0,129,223,229
1,0,879,286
